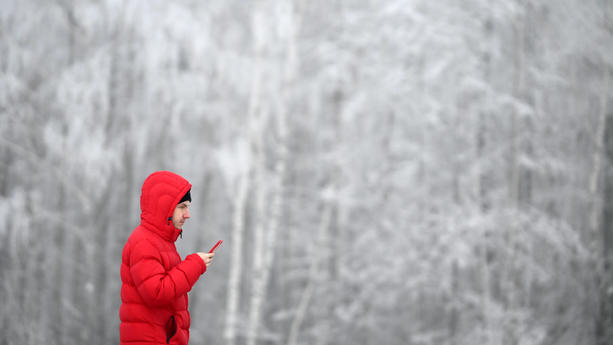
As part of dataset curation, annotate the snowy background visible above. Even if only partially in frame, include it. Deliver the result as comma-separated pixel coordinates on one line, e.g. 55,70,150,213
1,0,613,345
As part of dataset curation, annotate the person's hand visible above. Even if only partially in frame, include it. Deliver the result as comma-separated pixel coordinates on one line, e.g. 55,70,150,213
197,252,215,266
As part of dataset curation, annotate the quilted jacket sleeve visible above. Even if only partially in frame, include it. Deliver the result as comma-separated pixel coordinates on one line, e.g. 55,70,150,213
129,240,207,306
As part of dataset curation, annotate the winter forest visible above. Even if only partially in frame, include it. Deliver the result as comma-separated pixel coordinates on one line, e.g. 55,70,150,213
1,0,613,345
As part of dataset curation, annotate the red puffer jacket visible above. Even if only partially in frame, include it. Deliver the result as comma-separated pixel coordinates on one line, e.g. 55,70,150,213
120,171,206,345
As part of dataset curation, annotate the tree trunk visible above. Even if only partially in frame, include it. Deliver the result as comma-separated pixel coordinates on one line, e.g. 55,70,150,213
53,183,66,345
247,115,268,345
477,10,494,344
287,201,333,345
70,223,87,344
224,171,250,345
94,174,114,345
246,5,294,344
595,68,613,344
477,112,489,213
510,0,527,208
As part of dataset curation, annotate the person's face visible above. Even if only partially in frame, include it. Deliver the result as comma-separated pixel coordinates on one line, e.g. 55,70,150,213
172,201,191,229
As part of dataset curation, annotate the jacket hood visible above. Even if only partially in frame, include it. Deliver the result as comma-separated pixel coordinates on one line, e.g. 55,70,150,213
140,171,192,242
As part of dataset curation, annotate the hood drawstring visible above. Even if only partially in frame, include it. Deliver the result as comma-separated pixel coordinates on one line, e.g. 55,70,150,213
180,231,183,239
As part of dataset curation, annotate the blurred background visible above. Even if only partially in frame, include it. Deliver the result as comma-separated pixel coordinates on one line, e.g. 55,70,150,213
1,0,613,344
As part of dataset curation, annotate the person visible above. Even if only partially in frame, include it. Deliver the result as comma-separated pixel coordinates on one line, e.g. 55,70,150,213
119,171,215,345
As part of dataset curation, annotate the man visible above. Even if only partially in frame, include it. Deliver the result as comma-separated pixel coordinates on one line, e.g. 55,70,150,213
119,171,214,345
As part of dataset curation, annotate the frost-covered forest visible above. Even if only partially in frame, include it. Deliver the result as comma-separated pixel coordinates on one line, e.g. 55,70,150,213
1,0,613,345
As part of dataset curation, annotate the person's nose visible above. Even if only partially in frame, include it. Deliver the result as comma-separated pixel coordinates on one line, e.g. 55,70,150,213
184,209,191,219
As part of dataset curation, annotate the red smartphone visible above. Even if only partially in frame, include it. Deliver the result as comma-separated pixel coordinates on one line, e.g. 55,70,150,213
209,240,223,253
